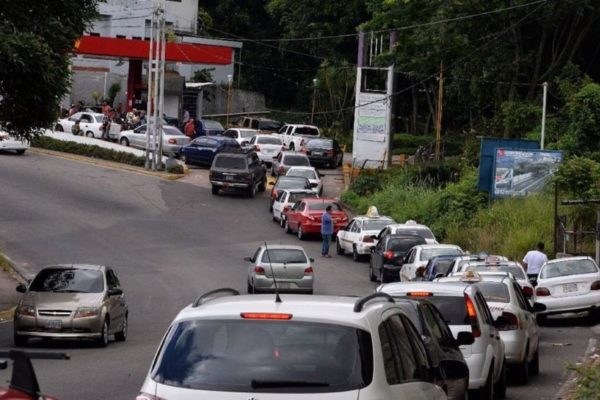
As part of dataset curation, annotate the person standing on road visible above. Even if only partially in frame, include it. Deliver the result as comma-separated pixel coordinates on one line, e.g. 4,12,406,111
523,242,548,280
321,205,334,257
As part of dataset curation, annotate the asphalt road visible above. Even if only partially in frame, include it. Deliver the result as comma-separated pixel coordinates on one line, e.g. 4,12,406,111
0,151,595,400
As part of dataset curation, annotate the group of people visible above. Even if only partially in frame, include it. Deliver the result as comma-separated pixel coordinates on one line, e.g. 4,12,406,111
67,101,147,140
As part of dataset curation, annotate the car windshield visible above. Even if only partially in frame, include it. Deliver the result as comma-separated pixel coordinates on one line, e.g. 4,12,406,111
388,238,425,253
477,282,510,303
287,169,316,179
276,177,309,189
539,259,599,279
29,268,104,293
152,320,373,393
295,127,319,136
214,156,246,170
417,296,469,325
258,120,282,130
257,136,282,145
261,249,307,264
239,130,256,138
284,155,310,166
305,139,332,149
420,248,462,261
307,202,341,211
467,265,526,279
395,227,435,240
202,120,223,129
288,192,317,203
363,219,393,231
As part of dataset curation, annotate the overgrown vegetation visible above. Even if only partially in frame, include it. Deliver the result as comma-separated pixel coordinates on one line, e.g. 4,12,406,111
566,355,600,400
32,136,146,167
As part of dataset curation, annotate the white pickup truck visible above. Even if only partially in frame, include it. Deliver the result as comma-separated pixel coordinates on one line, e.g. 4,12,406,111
273,124,320,151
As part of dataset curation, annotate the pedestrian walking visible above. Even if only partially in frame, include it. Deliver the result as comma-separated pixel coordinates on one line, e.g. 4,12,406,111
523,242,548,281
184,118,195,138
321,205,334,257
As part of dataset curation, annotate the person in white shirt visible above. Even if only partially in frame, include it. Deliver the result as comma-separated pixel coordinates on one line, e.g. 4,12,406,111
523,242,548,279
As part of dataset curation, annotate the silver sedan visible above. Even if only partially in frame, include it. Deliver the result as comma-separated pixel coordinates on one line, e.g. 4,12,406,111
245,244,314,294
118,124,190,155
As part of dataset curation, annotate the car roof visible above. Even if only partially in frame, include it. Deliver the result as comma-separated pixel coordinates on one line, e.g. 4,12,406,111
386,234,426,240
387,222,432,230
282,189,315,194
287,166,317,171
281,151,309,156
283,124,318,129
174,294,396,330
353,215,394,221
276,175,309,182
545,256,595,265
302,197,337,203
259,244,307,251
378,281,474,296
414,244,461,250
41,264,105,271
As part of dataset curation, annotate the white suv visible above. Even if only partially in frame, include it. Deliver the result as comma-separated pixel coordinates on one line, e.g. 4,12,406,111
137,289,465,400
376,220,438,245
377,282,507,400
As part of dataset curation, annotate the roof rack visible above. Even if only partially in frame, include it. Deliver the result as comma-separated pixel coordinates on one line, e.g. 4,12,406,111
354,292,395,312
192,288,240,307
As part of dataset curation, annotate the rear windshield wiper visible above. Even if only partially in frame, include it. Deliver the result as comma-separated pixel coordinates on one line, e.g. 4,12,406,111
251,380,329,389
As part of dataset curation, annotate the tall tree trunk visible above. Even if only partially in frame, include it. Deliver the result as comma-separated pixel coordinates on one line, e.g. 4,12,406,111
411,86,417,135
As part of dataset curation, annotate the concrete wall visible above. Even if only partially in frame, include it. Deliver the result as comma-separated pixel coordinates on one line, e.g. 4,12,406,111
201,87,266,116
69,70,127,108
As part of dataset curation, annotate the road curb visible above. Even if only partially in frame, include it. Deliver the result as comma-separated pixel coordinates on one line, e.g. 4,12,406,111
0,252,28,322
554,331,599,400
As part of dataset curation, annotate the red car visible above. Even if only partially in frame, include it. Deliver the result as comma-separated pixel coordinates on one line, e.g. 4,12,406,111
283,198,348,240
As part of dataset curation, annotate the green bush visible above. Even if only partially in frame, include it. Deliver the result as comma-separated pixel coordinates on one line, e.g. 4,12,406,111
567,358,600,400
31,136,146,167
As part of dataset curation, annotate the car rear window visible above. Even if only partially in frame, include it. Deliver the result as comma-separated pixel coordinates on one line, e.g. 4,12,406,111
363,219,393,231
305,139,332,149
295,127,319,136
539,259,599,279
214,156,246,170
420,248,462,261
388,237,425,253
239,130,256,138
261,249,307,264
203,120,223,129
307,202,341,211
287,169,317,179
288,192,317,203
467,265,526,279
395,227,435,240
276,177,309,189
284,155,310,166
29,268,104,293
153,320,373,393
477,282,510,303
415,296,468,326
257,136,282,145
164,126,183,136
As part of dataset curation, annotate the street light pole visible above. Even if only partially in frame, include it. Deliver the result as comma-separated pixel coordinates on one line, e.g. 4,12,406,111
311,78,318,124
540,82,548,150
226,74,233,127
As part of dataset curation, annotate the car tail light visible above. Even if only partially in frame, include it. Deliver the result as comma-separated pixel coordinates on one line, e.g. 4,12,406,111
499,311,520,330
407,291,432,297
271,190,278,199
168,138,176,144
464,294,481,337
536,287,551,296
254,266,265,275
304,266,313,275
241,312,293,320
521,286,534,298
591,281,600,290
384,251,394,260
362,235,374,243
136,394,165,400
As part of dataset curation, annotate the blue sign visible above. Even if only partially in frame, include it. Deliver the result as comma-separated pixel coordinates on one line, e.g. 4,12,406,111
478,138,539,192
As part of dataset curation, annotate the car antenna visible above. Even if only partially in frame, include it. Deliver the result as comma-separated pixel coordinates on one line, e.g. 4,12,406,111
264,242,282,303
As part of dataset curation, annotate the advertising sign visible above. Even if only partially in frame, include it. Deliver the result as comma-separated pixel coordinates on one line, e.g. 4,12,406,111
492,149,563,198
355,92,387,142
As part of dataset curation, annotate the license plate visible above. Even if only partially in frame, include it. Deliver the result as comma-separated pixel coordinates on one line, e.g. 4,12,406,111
313,151,323,156
225,175,234,181
277,282,291,289
45,319,62,330
562,283,578,293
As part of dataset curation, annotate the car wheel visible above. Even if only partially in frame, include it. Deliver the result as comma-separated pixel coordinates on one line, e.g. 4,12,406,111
352,246,360,262
369,263,377,282
248,183,256,198
494,361,506,399
55,124,64,132
258,177,266,192
211,185,219,195
114,314,128,342
86,131,95,138
298,225,306,240
472,365,494,400
280,216,286,228
120,137,130,146
529,346,540,375
285,220,292,234
289,143,295,151
96,318,109,348
513,347,529,385
381,269,390,283
14,332,28,347
247,280,254,294
536,314,547,326
336,240,344,255
15,149,25,155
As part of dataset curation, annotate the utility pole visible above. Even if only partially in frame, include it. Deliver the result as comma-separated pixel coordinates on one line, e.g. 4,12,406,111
144,2,155,170
311,78,318,124
434,61,444,161
540,81,548,150
226,74,233,127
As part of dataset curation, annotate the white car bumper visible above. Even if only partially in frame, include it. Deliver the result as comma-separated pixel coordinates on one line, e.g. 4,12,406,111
499,330,528,364
537,292,600,315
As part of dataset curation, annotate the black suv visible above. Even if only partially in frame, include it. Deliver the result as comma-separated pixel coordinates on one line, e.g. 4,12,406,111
210,149,267,197
369,234,427,283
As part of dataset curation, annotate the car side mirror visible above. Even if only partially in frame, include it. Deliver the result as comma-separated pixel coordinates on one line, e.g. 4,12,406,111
531,302,547,313
493,315,511,329
107,288,123,296
16,283,27,293
439,359,469,380
243,256,253,262
455,331,475,346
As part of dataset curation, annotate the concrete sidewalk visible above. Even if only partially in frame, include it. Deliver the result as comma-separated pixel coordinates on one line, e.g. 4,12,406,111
0,255,27,322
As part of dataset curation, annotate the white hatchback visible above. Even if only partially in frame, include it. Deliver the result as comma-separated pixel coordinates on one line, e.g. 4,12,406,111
286,166,323,196
272,189,318,225
137,290,460,400
249,134,284,165
400,244,464,281
336,215,395,261
0,129,29,155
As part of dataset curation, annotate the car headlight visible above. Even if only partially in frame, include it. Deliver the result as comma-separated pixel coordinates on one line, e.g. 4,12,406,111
17,304,35,317
74,307,100,319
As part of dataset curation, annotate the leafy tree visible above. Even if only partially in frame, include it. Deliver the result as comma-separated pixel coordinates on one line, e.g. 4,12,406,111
566,83,600,152
108,83,121,107
0,0,98,139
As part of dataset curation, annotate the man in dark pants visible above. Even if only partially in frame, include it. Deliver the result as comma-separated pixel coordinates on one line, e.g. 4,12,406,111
523,242,548,285
321,205,333,257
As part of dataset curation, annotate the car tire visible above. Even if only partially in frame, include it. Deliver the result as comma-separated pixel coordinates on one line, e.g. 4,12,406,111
16,149,25,155
114,314,128,342
247,280,254,294
55,124,64,132
336,240,344,255
369,263,377,282
298,225,306,240
96,318,109,348
529,346,540,375
473,365,494,400
513,348,529,385
248,183,256,198
280,216,286,228
289,143,295,151
272,215,278,222
120,137,129,146
258,177,266,192
494,361,506,399
536,314,547,326
14,332,28,347
86,131,95,138
352,246,360,262
285,219,292,234
381,268,390,283
211,185,219,195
